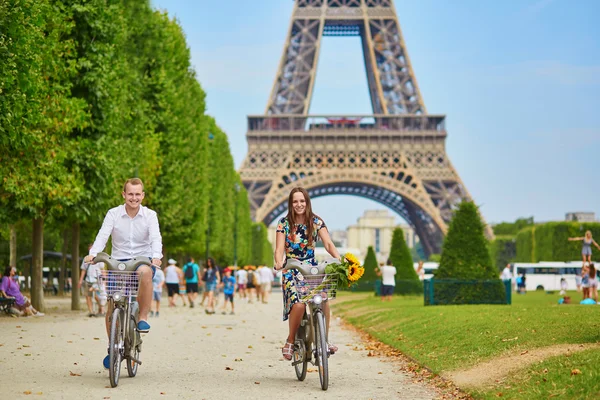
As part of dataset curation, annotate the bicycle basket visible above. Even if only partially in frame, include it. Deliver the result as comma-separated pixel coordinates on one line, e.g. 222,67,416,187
99,270,139,297
293,273,338,303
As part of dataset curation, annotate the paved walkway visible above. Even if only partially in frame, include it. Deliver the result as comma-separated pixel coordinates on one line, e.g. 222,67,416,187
0,292,436,399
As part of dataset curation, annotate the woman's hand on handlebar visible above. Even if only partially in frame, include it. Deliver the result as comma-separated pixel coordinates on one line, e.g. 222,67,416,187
274,260,284,271
84,255,95,264
151,258,162,269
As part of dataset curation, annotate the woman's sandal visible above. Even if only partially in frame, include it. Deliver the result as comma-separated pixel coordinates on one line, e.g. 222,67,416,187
282,341,294,361
327,343,338,354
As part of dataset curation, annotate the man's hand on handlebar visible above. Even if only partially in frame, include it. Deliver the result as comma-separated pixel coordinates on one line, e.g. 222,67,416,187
151,258,162,269
84,255,95,264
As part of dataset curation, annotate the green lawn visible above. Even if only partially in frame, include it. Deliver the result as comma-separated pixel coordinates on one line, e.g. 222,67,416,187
333,291,600,373
473,348,600,399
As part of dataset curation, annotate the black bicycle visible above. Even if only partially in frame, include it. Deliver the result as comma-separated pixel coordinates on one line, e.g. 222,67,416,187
285,258,339,391
95,252,147,388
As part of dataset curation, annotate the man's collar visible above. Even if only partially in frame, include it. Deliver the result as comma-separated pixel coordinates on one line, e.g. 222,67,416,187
119,204,145,218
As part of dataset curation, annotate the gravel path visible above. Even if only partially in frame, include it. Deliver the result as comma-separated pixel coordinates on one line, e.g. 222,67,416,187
0,292,436,399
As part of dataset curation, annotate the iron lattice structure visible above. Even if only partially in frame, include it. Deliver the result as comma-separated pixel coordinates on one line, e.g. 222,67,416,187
239,0,491,256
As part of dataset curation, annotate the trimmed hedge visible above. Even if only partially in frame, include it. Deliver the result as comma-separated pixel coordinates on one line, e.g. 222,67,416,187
425,279,511,305
515,222,600,262
515,226,535,262
490,235,516,272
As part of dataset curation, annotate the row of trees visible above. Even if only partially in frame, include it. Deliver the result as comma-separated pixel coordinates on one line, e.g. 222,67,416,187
489,218,600,268
0,1,271,312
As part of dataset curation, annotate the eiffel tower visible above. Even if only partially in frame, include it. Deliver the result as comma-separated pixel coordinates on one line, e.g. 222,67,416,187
239,0,491,257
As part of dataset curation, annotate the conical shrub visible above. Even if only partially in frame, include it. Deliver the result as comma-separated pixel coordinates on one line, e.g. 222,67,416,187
389,227,422,295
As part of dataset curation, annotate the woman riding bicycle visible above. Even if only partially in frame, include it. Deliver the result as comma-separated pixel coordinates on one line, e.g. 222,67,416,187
274,187,341,361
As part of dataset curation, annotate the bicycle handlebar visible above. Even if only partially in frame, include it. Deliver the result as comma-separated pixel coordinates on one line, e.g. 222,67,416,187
93,252,151,272
284,257,339,276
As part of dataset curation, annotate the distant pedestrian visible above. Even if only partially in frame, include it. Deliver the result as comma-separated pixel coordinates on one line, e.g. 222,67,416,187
235,266,248,299
588,263,598,302
517,273,527,294
164,259,182,307
377,260,396,301
220,268,236,315
559,277,568,295
569,231,600,265
581,263,591,299
151,267,165,317
246,266,258,304
183,257,201,308
500,264,512,281
416,261,425,281
575,269,582,292
202,258,220,314
258,265,274,304
78,245,106,317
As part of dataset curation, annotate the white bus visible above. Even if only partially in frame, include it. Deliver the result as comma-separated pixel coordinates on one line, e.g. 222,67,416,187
413,261,584,292
511,262,583,292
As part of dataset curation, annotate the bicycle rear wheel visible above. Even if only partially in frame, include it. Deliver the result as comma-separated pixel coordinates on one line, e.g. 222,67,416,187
315,311,329,391
293,324,308,381
109,308,123,388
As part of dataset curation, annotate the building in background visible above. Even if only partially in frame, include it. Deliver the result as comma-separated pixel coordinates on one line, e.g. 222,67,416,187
565,212,596,222
347,210,417,263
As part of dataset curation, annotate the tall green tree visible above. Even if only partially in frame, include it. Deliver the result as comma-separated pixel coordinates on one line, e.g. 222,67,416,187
0,0,88,311
389,227,422,294
205,119,237,265
234,180,253,266
250,223,271,266
58,0,160,309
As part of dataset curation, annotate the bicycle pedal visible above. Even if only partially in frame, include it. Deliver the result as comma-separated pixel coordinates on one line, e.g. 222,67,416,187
291,359,303,366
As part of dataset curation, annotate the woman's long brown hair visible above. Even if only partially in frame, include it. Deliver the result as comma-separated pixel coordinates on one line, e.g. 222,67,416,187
285,187,320,246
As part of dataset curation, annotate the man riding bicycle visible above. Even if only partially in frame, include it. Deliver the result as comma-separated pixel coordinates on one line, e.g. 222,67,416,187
84,178,163,369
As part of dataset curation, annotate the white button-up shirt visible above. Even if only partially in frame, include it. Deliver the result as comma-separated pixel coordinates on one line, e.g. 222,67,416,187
90,204,163,260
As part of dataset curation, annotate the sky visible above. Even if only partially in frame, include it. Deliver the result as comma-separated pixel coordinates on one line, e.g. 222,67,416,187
152,0,600,231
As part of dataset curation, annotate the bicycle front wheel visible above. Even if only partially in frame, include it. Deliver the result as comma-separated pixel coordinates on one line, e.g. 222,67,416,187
315,311,329,391
127,303,140,377
109,308,123,388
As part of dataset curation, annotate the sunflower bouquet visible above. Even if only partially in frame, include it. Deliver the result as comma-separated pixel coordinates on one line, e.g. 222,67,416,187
325,252,365,288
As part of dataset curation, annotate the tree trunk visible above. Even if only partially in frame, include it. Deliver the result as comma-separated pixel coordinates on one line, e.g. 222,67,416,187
31,217,45,312
71,222,80,310
24,261,30,291
9,224,17,267
59,229,68,296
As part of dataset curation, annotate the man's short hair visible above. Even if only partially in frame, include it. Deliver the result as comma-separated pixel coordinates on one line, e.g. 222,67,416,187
123,178,144,192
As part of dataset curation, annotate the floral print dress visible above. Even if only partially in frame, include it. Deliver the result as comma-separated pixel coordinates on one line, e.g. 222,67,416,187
276,216,327,321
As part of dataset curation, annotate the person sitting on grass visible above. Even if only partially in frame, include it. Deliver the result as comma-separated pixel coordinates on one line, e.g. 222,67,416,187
0,266,44,317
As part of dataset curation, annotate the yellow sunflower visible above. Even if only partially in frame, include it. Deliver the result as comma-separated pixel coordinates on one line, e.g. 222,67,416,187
344,252,360,266
347,264,363,282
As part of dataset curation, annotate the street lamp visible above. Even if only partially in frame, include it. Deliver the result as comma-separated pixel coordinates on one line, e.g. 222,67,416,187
233,183,241,267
